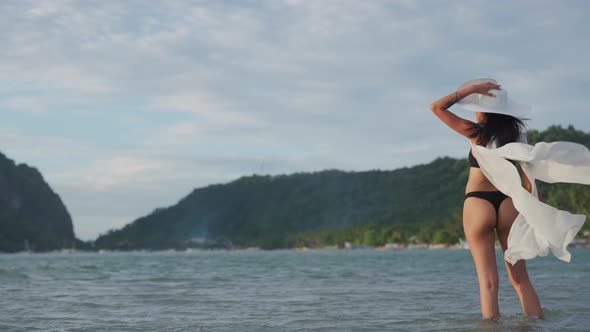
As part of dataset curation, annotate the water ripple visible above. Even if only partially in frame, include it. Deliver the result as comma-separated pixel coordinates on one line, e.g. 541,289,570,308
0,249,589,331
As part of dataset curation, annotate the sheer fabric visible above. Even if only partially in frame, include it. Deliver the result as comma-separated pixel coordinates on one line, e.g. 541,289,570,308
470,140,590,265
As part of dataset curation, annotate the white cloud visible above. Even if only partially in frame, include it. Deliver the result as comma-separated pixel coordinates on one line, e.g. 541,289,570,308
43,65,114,95
0,127,96,161
26,0,66,18
284,0,304,7
79,157,168,191
1,96,44,113
1,0,588,240
153,92,267,127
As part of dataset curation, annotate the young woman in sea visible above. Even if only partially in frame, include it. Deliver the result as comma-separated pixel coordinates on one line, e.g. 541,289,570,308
429,79,543,319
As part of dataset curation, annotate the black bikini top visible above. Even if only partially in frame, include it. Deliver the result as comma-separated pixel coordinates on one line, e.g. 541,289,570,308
468,149,480,168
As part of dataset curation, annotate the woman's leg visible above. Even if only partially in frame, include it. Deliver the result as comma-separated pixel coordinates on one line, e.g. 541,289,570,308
463,197,500,318
496,197,543,318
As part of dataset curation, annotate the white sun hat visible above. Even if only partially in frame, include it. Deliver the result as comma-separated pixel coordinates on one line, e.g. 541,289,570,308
456,78,531,117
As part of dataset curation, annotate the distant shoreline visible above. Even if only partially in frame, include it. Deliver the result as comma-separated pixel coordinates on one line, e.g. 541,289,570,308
3,240,590,255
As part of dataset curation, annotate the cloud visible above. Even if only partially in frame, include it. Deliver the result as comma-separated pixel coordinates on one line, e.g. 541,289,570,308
284,0,304,7
0,127,96,161
43,65,114,95
1,96,44,113
153,92,268,127
1,0,589,240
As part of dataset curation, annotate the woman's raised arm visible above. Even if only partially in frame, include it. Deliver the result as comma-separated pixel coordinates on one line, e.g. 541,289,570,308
429,82,500,139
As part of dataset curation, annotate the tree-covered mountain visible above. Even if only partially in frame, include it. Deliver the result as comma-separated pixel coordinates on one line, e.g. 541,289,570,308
95,125,590,250
0,152,81,252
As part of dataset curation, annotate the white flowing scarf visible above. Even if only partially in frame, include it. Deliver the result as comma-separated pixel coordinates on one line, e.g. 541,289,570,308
471,139,590,265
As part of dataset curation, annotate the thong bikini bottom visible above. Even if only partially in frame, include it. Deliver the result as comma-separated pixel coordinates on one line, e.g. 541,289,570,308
464,191,509,215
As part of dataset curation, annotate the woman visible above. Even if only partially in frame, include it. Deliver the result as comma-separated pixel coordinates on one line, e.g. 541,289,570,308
429,79,543,319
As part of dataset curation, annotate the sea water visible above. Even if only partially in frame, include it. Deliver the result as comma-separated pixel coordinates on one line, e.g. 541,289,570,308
1,248,589,331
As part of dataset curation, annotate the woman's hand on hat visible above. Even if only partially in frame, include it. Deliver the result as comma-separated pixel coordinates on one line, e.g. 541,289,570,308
472,82,501,97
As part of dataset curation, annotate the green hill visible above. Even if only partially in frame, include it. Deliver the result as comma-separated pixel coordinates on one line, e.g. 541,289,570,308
0,152,82,252
94,125,590,250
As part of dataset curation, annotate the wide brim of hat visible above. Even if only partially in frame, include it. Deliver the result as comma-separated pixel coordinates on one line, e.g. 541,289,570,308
456,97,531,118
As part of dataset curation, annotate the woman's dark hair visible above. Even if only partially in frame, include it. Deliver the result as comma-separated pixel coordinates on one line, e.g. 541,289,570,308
469,113,528,147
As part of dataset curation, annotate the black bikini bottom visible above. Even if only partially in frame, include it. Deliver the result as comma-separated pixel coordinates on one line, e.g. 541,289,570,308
464,191,509,215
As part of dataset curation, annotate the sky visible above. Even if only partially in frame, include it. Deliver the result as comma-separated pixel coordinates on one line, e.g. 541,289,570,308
1,0,589,240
